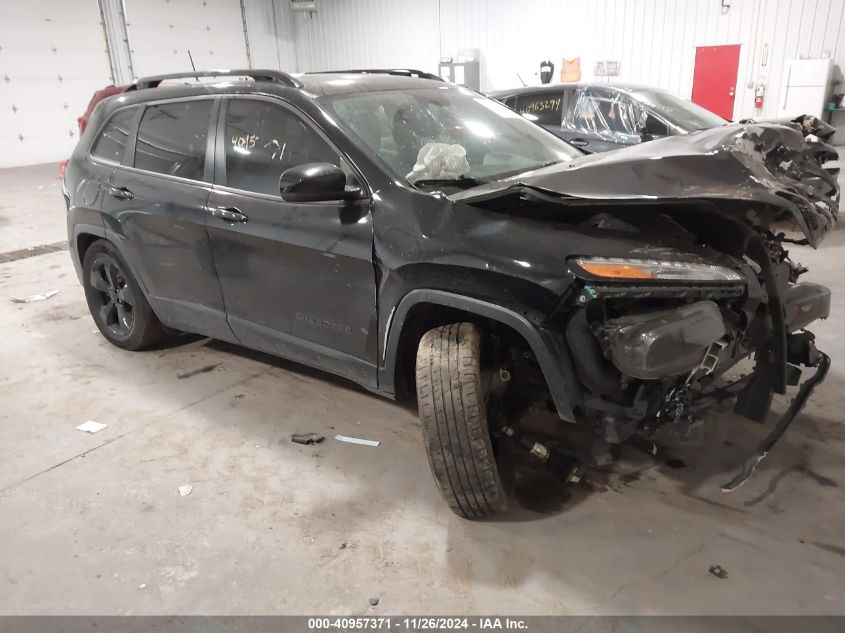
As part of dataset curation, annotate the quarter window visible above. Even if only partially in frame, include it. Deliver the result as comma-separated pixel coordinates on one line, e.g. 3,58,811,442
91,108,137,163
223,99,342,196
134,100,212,181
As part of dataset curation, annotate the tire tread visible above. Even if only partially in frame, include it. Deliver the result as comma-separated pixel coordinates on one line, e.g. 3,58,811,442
416,322,506,518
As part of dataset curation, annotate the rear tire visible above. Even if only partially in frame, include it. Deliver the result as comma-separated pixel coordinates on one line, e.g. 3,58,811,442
82,239,165,351
415,322,507,518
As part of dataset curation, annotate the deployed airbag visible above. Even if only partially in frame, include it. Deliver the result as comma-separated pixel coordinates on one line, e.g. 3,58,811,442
407,142,470,183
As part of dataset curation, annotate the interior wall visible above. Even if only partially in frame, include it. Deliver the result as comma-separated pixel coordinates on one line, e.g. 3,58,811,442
291,0,440,74
291,0,845,121
3,0,844,169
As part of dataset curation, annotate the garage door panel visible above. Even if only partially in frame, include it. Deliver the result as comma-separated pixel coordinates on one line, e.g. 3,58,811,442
1,3,103,24
128,6,245,31
2,52,110,81
0,0,112,167
125,0,248,76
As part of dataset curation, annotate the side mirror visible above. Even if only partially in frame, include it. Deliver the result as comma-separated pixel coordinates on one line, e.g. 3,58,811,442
279,163,362,203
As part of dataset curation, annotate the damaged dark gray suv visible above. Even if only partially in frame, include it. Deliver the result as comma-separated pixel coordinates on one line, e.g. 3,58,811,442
65,69,836,518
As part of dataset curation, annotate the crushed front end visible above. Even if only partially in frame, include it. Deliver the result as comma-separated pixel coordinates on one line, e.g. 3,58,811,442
464,118,838,489
559,124,836,489
563,240,831,489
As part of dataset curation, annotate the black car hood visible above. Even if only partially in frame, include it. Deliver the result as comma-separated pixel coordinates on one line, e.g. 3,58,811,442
456,121,839,247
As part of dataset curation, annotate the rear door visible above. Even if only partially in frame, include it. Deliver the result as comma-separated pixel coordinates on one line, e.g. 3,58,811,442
85,105,140,228
101,97,230,338
205,96,377,386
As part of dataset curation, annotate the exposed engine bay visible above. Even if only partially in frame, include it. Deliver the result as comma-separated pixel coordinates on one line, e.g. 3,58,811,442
460,116,838,490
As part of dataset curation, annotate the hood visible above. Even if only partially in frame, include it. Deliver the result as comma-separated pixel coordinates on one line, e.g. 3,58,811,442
456,122,839,247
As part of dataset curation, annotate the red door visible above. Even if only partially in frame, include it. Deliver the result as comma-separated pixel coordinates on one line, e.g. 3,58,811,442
691,44,741,120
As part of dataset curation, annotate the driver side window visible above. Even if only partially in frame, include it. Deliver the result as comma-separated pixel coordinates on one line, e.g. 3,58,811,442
223,99,344,196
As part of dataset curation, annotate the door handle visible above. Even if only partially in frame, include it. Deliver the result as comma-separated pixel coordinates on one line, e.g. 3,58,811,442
208,206,248,223
107,185,134,200
570,138,589,146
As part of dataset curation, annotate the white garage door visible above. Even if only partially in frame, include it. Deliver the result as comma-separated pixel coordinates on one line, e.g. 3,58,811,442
124,0,249,77
0,1,113,168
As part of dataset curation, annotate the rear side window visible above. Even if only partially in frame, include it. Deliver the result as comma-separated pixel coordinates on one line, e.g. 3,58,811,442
569,89,639,136
91,108,137,163
515,91,565,126
223,99,342,196
134,100,212,181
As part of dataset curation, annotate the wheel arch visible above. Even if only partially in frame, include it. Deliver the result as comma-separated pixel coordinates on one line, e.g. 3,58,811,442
70,223,107,283
379,289,578,422
72,225,155,304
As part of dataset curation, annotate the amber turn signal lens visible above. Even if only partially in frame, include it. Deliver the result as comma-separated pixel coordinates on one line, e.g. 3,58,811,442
577,261,656,279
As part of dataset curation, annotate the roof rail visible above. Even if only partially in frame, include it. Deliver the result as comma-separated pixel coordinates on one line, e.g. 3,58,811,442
127,69,303,91
309,68,445,81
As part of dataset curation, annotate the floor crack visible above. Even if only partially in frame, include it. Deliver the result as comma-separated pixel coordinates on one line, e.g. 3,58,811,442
0,431,131,495
608,540,709,602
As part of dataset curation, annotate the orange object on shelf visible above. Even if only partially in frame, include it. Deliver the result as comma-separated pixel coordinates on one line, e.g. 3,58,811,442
561,57,581,82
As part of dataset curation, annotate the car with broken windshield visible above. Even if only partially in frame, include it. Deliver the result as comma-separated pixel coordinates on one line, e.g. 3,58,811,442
65,69,836,518
489,82,837,155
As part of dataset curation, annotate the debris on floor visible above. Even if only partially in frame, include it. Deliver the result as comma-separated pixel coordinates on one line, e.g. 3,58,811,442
138,583,147,590
10,289,59,303
75,420,108,434
369,597,379,607
709,564,728,579
335,434,380,447
177,484,193,497
291,433,325,445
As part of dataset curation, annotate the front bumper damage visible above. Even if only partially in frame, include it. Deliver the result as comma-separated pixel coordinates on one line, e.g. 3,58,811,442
721,350,830,492
577,274,831,491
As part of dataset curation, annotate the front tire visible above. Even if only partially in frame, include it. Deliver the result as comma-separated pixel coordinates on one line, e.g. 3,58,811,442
82,239,164,350
415,322,507,518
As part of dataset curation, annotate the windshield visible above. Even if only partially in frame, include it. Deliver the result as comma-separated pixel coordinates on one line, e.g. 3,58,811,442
319,85,581,185
634,89,727,131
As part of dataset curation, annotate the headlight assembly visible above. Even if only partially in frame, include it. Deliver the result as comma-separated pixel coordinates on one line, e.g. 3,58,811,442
571,257,744,282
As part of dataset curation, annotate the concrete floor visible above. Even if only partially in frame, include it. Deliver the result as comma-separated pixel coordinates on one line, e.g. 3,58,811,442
1,163,844,615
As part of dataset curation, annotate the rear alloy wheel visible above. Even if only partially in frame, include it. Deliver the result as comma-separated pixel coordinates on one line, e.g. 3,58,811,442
82,240,164,350
415,322,508,518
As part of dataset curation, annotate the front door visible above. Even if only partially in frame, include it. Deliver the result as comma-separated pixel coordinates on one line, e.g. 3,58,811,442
205,97,377,386
691,44,741,120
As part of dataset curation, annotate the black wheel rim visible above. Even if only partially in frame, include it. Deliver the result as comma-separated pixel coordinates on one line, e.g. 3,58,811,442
89,254,135,338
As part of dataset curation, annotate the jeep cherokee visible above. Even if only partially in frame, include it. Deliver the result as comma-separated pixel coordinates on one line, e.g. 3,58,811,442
65,69,836,518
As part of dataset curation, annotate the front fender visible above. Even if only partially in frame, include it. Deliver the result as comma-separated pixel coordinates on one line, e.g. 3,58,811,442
379,289,580,422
